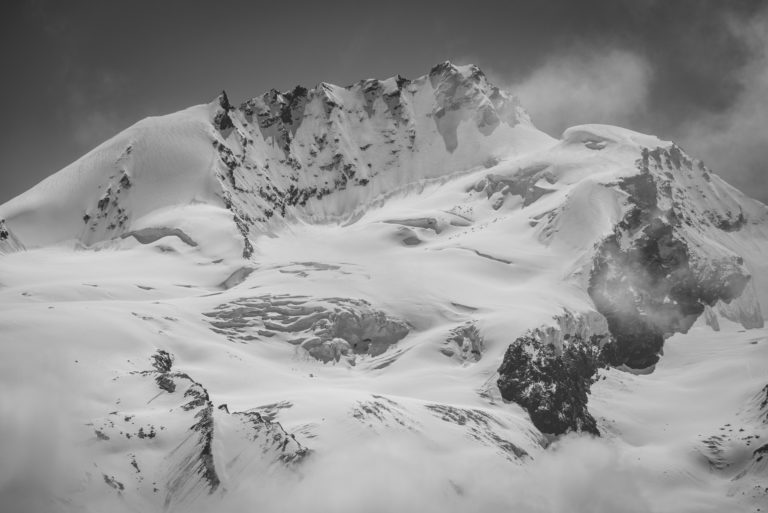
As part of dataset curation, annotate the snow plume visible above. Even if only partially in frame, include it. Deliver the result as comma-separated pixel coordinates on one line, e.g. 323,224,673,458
509,49,652,137
678,9,768,202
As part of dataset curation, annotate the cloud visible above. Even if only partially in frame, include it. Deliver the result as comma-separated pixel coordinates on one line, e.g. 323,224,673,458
197,431,743,513
71,110,124,148
204,434,656,513
509,49,653,137
675,10,768,201
0,407,669,513
0,358,78,513
503,25,767,203
63,70,128,149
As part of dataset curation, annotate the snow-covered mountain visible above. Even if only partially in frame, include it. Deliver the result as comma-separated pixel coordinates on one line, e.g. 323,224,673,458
1,62,767,513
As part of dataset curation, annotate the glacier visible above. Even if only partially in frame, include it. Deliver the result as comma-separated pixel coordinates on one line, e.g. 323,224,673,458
1,61,767,513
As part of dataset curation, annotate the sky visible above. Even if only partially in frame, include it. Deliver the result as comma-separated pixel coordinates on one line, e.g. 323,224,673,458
1,0,766,203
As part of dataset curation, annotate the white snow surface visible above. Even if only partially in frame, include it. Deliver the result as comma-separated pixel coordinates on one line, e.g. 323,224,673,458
1,62,767,512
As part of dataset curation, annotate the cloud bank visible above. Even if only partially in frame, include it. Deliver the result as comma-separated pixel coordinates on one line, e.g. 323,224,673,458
677,11,768,198
507,7,768,202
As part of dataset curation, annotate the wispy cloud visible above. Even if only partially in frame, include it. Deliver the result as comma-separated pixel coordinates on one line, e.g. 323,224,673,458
509,49,653,137
64,70,128,149
71,110,124,148
676,9,768,199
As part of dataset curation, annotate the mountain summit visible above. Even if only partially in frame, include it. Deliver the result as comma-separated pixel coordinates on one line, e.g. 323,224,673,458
1,63,767,512
0,62,541,250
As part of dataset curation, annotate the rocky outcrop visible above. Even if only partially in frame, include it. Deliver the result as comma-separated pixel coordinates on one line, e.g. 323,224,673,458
81,163,134,245
497,312,611,436
213,91,234,132
589,147,753,369
90,350,308,509
440,322,484,362
470,163,554,210
0,219,24,253
240,85,309,153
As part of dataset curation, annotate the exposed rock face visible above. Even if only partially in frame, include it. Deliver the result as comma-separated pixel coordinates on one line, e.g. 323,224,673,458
589,147,752,369
213,91,234,132
497,312,610,436
204,61,533,256
81,162,134,245
758,384,768,421
205,295,410,363
714,281,765,329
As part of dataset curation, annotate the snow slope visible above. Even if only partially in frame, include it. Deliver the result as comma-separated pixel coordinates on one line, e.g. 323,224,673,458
1,62,767,513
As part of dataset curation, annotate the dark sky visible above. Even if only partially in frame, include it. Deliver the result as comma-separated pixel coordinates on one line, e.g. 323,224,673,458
2,0,767,203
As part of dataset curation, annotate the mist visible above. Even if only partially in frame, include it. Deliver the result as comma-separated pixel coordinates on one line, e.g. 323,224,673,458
1,403,736,513
676,10,768,200
510,49,652,138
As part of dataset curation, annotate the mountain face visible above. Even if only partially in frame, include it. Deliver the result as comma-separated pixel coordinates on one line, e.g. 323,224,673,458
1,62,767,512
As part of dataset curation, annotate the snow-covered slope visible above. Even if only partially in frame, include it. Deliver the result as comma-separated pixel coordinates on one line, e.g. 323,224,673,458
1,62,767,513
